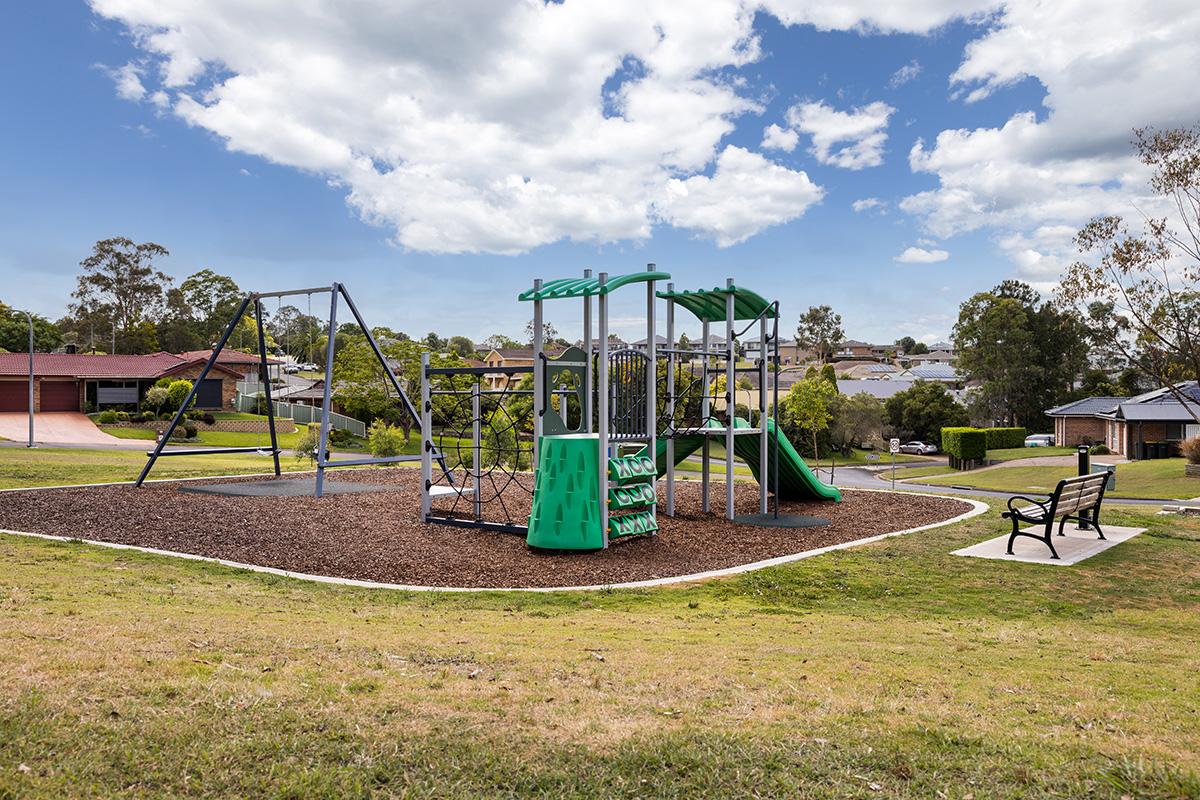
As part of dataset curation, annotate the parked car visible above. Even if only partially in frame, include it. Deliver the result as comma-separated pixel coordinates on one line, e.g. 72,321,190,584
898,441,938,455
282,363,301,374
1024,434,1056,447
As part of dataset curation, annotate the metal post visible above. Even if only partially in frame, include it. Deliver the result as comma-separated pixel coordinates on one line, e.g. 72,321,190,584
701,317,710,514
254,299,281,476
597,273,610,548
136,295,252,486
645,264,657,529
772,306,780,518
759,314,768,515
1077,444,1091,530
420,352,432,522
725,278,736,521
315,284,339,497
583,269,592,434
21,311,34,447
472,380,482,521
665,284,675,517
532,279,544,464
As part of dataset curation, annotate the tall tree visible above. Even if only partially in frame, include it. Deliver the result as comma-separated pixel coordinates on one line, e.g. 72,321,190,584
156,287,203,352
447,335,475,358
1058,125,1200,419
70,237,171,353
795,305,844,363
0,302,62,352
782,375,837,458
884,382,968,446
180,269,242,346
954,280,1087,427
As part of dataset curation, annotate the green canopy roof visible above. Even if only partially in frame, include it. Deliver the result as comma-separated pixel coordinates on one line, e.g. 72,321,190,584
656,286,777,323
518,270,671,301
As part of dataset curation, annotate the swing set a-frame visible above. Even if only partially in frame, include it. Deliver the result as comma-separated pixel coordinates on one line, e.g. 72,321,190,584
134,282,450,496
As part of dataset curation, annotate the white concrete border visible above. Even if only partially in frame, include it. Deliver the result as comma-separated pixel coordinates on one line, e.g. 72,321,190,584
0,489,990,593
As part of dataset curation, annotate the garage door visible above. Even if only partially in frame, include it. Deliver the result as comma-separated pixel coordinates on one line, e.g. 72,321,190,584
0,382,30,412
40,381,80,412
195,379,224,409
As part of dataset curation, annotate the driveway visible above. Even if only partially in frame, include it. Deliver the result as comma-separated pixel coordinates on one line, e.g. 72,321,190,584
0,412,128,446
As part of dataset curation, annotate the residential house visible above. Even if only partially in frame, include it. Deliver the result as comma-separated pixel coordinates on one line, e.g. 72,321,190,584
1045,382,1200,458
480,348,564,391
0,352,242,412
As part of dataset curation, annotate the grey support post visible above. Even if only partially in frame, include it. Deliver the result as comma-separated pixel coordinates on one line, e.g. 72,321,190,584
582,268,592,433
419,352,432,522
758,315,769,514
532,278,544,463
645,263,657,524
701,317,711,514
315,283,339,498
253,298,282,477
725,278,736,521
597,272,610,548
472,379,482,521
665,283,676,517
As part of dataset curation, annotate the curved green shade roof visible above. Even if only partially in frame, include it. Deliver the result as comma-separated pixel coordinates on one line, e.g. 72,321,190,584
656,286,777,323
518,270,671,301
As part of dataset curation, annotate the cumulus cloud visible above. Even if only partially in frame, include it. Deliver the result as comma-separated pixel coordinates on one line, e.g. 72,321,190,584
888,60,922,88
901,0,1200,283
761,123,799,152
787,100,895,169
895,246,949,263
852,197,885,213
101,61,146,101
657,145,824,246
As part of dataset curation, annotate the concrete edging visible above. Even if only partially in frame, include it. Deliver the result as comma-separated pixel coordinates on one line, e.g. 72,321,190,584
0,488,990,593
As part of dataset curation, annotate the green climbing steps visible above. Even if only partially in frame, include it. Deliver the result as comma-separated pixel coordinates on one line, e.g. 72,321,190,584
526,434,603,550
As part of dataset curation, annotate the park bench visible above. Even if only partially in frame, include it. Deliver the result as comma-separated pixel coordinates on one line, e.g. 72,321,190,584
1002,472,1109,559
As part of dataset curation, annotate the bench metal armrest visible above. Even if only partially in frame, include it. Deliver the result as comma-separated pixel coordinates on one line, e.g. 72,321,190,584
1006,494,1049,517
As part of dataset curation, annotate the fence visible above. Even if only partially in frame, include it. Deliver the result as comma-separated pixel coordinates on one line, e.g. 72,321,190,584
234,392,367,437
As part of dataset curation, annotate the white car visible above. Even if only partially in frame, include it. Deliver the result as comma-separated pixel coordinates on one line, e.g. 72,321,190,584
1024,434,1056,447
898,441,938,455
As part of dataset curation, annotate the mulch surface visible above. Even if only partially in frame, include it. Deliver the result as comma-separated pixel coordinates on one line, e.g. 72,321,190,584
0,470,973,589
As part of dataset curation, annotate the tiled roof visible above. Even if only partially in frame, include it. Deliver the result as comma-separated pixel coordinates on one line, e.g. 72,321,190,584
1045,396,1124,416
179,349,281,365
0,352,185,378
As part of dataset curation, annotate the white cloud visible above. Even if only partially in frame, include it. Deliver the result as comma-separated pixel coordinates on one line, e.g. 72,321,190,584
657,145,824,247
758,1,997,34
901,0,1200,285
102,61,146,101
888,60,922,88
852,197,885,213
895,246,949,263
89,0,839,254
761,123,799,152
787,100,894,169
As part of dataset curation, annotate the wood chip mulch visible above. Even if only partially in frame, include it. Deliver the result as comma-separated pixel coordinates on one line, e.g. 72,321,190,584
0,470,973,588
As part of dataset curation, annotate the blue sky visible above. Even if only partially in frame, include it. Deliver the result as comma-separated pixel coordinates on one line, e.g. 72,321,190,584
2,2,1195,346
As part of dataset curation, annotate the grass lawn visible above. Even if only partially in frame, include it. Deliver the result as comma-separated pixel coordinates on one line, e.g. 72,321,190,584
887,465,958,481
987,446,1077,462
921,458,1200,500
100,426,318,450
1,496,1198,797
210,411,268,421
0,447,312,489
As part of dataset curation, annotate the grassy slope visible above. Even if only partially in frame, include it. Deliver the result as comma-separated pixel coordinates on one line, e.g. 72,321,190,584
922,458,1200,500
2,504,1198,797
987,446,1077,461
0,448,313,489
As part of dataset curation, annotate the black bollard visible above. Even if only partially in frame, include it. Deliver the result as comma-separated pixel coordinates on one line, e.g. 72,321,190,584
1077,444,1090,530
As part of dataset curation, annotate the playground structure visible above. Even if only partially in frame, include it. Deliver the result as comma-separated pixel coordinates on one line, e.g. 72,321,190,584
421,265,841,550
136,282,447,496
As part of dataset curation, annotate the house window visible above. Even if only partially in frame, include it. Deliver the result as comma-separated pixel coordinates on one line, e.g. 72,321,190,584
1166,422,1185,441
96,380,139,406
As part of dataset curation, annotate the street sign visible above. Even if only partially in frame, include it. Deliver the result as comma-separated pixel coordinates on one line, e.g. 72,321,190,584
889,438,900,454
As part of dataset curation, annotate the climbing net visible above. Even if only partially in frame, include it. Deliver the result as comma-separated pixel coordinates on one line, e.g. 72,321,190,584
424,365,535,533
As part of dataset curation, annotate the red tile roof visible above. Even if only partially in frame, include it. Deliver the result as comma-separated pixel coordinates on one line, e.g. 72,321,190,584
179,349,281,365
0,352,241,380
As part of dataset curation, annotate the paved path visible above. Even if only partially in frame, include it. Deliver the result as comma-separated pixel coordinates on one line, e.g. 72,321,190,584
0,412,127,446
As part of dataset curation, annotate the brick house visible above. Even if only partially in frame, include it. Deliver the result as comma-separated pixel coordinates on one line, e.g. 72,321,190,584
0,352,243,413
1046,383,1200,458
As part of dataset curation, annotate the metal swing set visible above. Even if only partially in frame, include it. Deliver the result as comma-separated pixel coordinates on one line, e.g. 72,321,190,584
135,282,449,496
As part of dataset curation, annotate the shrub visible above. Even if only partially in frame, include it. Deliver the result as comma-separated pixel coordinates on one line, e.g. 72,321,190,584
185,409,202,421
1181,437,1200,465
96,409,119,425
942,426,987,469
165,380,194,413
252,392,271,416
328,427,354,446
183,423,198,439
294,425,319,463
984,427,1027,450
114,411,131,423
201,412,216,426
139,411,156,422
143,385,169,414
1089,444,1111,456
368,420,406,458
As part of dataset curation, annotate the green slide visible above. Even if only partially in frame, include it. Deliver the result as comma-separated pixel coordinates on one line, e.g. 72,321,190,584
654,418,841,502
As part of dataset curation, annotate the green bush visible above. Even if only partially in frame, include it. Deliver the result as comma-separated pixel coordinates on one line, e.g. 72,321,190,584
138,411,156,422
294,425,319,463
96,409,119,425
328,427,354,447
201,412,216,425
165,380,194,413
1089,443,1111,456
942,426,987,468
114,411,131,423
984,427,1027,450
368,420,405,458
183,423,198,439
143,385,169,414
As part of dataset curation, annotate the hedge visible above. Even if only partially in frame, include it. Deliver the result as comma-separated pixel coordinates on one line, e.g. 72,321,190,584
984,426,1027,450
942,427,987,468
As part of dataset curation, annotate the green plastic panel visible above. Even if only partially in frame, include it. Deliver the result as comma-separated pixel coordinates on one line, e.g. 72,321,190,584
655,286,777,323
608,454,656,484
608,483,657,510
526,434,604,550
608,510,659,538
518,270,671,301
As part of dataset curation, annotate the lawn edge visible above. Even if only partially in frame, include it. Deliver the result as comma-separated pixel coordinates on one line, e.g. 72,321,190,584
0,490,989,593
